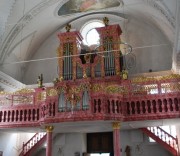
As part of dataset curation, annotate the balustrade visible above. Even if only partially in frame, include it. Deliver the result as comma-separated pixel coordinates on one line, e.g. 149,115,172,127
0,107,40,124
0,76,179,126
20,132,46,156
125,96,180,119
147,127,178,150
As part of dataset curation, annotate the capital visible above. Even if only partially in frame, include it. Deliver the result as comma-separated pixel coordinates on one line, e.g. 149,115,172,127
45,126,54,132
112,122,120,129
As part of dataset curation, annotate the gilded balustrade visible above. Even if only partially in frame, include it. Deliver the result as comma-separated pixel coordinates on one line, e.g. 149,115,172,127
0,74,179,126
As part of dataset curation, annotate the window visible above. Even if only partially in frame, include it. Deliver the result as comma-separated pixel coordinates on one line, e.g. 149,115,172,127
81,20,104,46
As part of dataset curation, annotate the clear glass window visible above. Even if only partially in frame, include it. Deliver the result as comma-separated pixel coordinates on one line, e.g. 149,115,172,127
80,20,104,46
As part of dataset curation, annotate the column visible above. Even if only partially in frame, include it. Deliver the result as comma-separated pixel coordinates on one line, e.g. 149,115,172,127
45,126,54,156
112,122,121,156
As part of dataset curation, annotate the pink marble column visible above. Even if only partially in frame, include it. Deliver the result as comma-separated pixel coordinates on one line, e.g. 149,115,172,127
112,122,121,156
45,126,54,156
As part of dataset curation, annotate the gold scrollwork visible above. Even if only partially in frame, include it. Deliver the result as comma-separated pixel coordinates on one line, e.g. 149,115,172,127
132,76,156,83
47,88,58,97
37,92,46,101
14,88,35,94
92,84,102,92
106,85,127,94
0,91,11,95
132,74,180,83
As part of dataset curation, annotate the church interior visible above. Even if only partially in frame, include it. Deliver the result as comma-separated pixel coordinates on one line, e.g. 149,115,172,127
0,0,180,156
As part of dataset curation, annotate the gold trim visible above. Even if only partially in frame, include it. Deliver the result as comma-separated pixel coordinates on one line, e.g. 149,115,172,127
14,88,35,94
132,74,180,83
45,126,54,132
112,122,120,129
47,88,58,96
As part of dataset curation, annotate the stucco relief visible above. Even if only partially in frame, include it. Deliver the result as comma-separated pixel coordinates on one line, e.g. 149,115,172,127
144,0,175,28
0,0,60,63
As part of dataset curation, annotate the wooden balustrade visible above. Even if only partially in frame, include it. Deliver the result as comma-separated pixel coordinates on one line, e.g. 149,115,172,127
0,94,179,126
148,127,178,150
19,132,46,156
0,106,40,125
125,95,180,118
0,76,179,126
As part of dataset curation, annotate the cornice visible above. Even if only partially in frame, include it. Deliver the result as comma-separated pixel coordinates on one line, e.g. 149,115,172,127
0,71,25,91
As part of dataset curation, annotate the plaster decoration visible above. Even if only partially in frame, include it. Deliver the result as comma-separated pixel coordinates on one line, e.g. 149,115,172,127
14,88,35,94
0,0,16,43
144,0,175,28
0,0,60,63
10,31,36,60
0,71,25,91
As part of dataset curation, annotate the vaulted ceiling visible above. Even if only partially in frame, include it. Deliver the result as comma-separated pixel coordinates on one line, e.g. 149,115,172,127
0,0,179,89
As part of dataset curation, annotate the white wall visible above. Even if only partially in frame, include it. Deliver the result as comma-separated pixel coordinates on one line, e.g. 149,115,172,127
34,130,171,156
0,132,35,156
120,130,172,156
0,129,173,156
23,15,172,84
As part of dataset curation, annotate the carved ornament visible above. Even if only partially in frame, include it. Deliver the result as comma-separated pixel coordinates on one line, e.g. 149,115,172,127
37,92,46,101
47,88,58,96
106,85,127,94
14,88,35,94
45,126,54,132
112,122,121,129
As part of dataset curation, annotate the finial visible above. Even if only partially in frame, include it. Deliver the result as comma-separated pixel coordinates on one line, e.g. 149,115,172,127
103,17,109,26
65,23,71,32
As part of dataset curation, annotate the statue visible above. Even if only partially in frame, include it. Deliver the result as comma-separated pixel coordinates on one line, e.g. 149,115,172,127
53,78,59,85
65,23,71,32
122,68,128,80
103,17,109,26
37,74,44,88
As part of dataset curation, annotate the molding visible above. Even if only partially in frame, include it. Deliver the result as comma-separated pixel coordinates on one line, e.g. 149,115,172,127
144,0,175,28
0,0,60,63
0,71,25,91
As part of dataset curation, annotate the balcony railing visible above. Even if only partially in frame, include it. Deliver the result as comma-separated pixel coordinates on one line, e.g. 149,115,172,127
0,74,179,127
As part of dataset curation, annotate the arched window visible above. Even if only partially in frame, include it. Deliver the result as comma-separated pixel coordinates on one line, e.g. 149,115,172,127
80,20,104,46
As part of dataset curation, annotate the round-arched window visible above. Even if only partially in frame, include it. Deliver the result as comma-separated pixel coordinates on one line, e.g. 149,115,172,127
81,20,104,46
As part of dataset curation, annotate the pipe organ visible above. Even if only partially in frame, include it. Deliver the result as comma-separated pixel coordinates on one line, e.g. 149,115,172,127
57,29,83,80
57,19,123,81
96,24,122,77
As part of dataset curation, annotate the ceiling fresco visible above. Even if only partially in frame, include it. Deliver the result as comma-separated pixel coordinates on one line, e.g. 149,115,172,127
58,0,120,16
